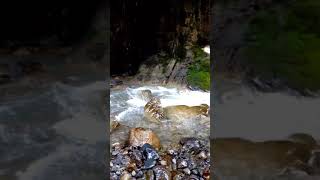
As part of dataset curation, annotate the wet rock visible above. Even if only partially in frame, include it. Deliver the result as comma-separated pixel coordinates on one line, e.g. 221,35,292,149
153,166,171,180
110,172,119,180
163,104,209,121
132,170,136,176
183,168,191,175
140,89,153,102
131,149,143,167
145,170,155,180
180,138,202,152
160,160,167,166
141,143,159,170
197,151,207,160
189,174,200,180
135,170,144,178
191,169,199,175
120,171,132,180
129,127,161,150
177,159,188,169
308,150,320,175
111,120,121,132
172,172,185,180
144,97,165,123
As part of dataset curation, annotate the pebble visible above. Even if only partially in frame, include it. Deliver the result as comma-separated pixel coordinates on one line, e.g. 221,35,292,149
146,170,155,180
154,166,170,180
160,160,167,166
110,137,210,179
120,171,132,180
132,170,136,176
172,158,177,164
183,168,191,175
198,151,207,159
177,160,188,169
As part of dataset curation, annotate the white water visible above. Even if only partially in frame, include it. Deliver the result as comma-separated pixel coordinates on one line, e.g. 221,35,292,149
110,86,210,147
111,86,210,120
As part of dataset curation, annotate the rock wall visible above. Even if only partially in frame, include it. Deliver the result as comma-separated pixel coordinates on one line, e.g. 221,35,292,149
111,0,211,76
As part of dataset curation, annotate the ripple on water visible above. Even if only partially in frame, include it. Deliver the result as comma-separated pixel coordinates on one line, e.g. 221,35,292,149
110,86,210,147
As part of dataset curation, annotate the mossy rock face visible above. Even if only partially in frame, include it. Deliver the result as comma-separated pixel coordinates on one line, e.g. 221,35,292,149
245,0,320,92
187,46,210,90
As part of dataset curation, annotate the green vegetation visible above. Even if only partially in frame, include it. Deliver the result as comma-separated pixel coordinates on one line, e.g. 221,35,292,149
245,1,320,91
187,46,210,90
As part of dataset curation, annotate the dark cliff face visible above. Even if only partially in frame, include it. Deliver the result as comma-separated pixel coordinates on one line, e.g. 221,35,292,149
0,0,104,47
111,0,211,75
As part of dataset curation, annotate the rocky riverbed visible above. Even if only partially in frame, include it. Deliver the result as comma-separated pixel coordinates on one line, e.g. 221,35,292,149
110,77,211,179
110,137,210,180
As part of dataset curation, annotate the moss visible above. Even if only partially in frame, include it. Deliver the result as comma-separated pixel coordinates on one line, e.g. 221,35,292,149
245,0,320,91
187,45,210,90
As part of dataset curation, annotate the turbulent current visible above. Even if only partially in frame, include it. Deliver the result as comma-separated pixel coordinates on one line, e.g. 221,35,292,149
110,86,210,148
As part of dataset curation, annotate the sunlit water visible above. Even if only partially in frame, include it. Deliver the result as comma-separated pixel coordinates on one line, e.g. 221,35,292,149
110,86,210,148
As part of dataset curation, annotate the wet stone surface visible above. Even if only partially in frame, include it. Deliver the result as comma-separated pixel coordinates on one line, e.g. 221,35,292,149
110,137,210,180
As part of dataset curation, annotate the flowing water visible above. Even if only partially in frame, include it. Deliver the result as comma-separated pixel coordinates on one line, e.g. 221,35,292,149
0,57,107,180
110,86,210,148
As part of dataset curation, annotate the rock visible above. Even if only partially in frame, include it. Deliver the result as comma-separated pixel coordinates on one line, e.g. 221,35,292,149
110,172,119,180
163,104,209,121
288,133,317,147
153,166,171,180
120,171,132,180
177,159,188,169
308,150,320,175
197,151,207,160
140,89,153,102
183,168,191,175
189,174,200,180
160,160,167,166
131,149,143,167
141,143,159,170
128,127,161,150
111,124,131,146
111,120,121,132
180,137,202,152
172,172,185,180
144,97,165,123
145,170,155,180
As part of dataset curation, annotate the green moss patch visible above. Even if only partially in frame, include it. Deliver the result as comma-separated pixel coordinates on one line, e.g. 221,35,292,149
245,1,320,91
187,46,210,90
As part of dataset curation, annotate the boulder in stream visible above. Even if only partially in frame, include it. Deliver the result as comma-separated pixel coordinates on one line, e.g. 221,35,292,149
128,127,161,150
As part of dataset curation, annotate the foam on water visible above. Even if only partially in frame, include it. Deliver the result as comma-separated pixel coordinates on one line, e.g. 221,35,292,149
111,86,210,122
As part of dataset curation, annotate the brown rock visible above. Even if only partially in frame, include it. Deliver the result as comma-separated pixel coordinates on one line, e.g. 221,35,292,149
163,104,209,121
120,171,132,180
110,120,120,132
128,127,161,150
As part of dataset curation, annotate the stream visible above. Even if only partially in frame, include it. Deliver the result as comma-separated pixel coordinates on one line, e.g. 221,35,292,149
110,86,210,149
0,56,107,180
